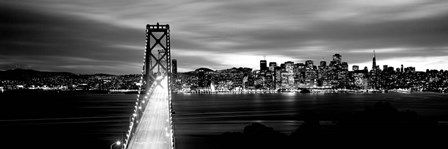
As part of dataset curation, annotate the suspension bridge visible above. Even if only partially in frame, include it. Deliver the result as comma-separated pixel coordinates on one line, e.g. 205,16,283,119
120,23,175,149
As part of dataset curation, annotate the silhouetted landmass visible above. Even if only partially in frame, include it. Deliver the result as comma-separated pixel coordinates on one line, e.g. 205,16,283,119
214,123,289,149
211,102,447,149
299,88,310,93
0,68,78,80
195,67,214,72
0,69,119,79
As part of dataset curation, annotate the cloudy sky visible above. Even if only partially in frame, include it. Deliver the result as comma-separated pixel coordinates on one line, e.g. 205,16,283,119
1,0,448,74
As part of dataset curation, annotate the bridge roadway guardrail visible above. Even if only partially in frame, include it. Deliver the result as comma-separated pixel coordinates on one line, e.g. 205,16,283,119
122,82,157,149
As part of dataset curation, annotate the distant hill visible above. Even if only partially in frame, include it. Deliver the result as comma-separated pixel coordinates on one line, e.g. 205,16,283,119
90,73,116,77
0,69,115,80
195,67,214,72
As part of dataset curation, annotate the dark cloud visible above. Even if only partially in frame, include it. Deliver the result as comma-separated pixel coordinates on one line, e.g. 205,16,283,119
191,11,448,51
0,5,145,74
1,0,448,73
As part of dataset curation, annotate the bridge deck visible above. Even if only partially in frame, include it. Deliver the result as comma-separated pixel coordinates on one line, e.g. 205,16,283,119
127,79,173,149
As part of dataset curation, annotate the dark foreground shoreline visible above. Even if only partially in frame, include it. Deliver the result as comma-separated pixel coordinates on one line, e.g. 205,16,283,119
177,102,448,149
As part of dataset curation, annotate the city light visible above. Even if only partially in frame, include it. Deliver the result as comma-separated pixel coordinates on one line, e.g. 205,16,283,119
166,52,448,94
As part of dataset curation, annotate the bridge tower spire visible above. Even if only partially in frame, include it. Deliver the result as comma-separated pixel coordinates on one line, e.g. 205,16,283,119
372,49,376,71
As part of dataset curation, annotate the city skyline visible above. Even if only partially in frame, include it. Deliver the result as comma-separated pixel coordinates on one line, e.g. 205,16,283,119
0,51,431,74
1,0,448,74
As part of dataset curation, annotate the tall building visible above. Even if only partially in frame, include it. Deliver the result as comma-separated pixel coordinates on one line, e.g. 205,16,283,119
353,71,368,89
388,67,394,72
383,65,388,72
371,50,379,89
284,61,295,88
342,62,348,71
296,63,305,69
372,50,376,71
333,54,342,64
329,60,337,67
172,59,177,79
269,62,277,72
352,65,359,71
305,60,314,69
274,66,282,89
405,67,415,73
401,64,404,73
285,61,294,73
260,60,267,71
320,59,327,67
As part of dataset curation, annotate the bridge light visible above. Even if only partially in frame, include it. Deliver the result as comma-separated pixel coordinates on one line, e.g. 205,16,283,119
110,141,122,149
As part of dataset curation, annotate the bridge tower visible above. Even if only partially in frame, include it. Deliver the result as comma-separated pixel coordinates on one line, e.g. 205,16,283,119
123,23,174,149
145,23,172,90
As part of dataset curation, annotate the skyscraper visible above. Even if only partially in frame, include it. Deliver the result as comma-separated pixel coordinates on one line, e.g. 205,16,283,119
296,63,305,69
260,60,267,71
333,53,342,64
388,67,394,72
305,60,313,69
269,62,277,72
285,61,294,73
274,66,282,89
171,59,178,92
353,65,359,71
372,50,376,71
172,59,177,79
371,50,378,89
342,62,348,71
320,59,326,67
284,61,295,88
401,64,404,73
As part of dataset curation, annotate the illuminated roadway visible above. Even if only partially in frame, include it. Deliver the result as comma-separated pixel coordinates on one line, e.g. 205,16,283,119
127,78,173,149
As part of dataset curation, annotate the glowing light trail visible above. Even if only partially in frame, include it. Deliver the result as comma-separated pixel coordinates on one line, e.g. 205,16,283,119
126,78,173,149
